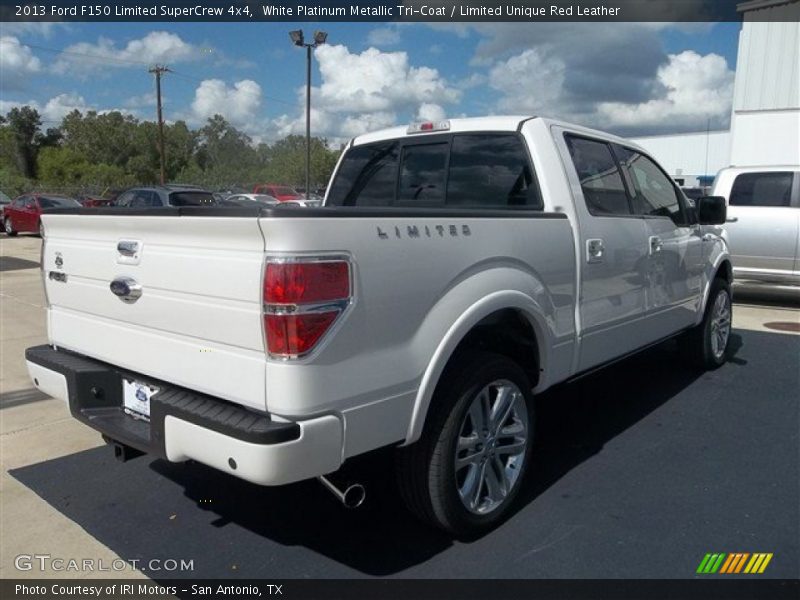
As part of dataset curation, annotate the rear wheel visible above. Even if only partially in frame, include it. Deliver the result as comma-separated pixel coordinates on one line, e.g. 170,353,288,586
396,352,534,536
4,217,17,236
680,277,732,369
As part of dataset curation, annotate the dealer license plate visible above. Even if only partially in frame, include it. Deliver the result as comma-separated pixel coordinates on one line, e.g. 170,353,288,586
122,379,159,421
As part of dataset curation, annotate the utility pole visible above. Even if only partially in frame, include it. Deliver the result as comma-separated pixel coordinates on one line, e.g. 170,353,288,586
149,65,170,185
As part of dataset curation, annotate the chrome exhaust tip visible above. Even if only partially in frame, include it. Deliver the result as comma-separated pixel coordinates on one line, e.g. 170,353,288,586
317,475,366,509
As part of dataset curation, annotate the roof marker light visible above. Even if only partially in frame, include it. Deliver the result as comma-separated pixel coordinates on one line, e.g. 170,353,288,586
407,120,450,134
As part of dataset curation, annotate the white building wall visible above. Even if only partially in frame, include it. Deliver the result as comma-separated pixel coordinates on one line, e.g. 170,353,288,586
730,0,800,166
630,131,732,186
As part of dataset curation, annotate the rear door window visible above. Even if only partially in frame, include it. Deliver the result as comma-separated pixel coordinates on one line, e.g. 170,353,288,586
397,142,448,206
565,135,631,216
447,134,540,208
729,172,793,207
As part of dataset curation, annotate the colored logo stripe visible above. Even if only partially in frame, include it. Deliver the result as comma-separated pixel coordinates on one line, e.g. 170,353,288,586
697,553,727,573
699,552,773,574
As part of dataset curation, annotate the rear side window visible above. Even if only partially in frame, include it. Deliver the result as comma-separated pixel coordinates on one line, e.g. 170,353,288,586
614,146,682,221
729,172,793,207
447,135,539,208
169,191,215,206
565,135,630,216
327,141,399,207
328,134,541,209
397,143,448,205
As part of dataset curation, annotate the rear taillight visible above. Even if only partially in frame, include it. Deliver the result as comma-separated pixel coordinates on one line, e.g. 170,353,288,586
263,258,351,358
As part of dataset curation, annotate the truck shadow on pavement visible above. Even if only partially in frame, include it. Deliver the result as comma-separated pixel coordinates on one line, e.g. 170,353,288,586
11,332,767,578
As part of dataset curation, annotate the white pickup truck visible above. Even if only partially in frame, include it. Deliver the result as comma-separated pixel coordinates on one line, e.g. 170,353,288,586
26,117,732,535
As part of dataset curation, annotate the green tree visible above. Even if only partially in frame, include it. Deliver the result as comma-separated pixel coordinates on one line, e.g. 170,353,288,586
5,106,42,178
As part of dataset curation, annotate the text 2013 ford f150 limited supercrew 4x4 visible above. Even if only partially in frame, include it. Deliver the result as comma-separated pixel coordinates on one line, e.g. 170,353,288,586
26,117,732,535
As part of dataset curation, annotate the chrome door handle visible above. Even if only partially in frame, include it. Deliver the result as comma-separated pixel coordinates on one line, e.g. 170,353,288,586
726,217,738,223
586,238,605,263
649,236,663,254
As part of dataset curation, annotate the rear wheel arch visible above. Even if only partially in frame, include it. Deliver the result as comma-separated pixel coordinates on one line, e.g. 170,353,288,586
405,297,547,446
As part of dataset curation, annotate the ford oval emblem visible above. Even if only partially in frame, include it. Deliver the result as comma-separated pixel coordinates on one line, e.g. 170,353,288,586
110,276,143,304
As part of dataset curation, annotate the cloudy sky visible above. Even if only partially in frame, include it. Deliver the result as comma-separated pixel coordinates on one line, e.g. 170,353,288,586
0,20,740,143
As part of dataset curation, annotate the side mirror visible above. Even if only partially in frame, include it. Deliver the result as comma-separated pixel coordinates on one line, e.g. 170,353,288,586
697,196,726,225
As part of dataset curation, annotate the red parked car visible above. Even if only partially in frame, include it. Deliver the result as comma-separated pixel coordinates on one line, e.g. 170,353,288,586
252,184,301,202
3,194,81,237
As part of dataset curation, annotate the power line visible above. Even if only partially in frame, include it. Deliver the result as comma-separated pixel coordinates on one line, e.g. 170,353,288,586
0,38,299,108
169,69,298,107
0,37,153,67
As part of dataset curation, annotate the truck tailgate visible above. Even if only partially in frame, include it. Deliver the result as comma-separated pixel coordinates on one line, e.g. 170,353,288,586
40,213,268,411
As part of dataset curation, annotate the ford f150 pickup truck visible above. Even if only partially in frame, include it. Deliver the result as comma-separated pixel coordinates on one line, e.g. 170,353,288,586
26,117,732,535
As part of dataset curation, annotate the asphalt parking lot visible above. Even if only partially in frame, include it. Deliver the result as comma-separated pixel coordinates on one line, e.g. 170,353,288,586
1,233,798,580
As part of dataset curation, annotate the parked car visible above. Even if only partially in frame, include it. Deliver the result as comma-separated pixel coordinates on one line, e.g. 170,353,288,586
252,183,301,202
219,193,280,207
712,166,799,287
77,194,114,208
113,185,216,208
280,198,323,208
0,191,11,218
27,116,731,535
4,194,81,236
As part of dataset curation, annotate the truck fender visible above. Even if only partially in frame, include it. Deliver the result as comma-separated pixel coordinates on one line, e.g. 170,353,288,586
403,290,551,446
697,241,732,326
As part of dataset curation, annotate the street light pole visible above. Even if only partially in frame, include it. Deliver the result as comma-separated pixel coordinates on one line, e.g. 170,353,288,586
289,30,327,199
306,44,312,200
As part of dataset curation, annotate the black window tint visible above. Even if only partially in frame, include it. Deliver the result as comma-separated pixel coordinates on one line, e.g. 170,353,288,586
327,141,399,206
729,172,793,207
447,135,539,208
130,191,159,208
169,191,215,206
566,136,630,215
397,143,448,205
116,191,135,207
615,146,682,221
39,196,80,208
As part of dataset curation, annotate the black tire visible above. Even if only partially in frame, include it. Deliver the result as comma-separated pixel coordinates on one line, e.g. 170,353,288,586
396,351,535,536
679,277,732,369
4,218,17,237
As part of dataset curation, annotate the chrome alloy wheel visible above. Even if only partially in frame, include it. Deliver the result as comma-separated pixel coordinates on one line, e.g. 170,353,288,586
710,290,731,360
454,379,529,515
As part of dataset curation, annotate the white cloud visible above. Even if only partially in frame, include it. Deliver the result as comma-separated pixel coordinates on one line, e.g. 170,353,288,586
53,31,200,77
0,93,92,123
489,48,566,115
40,93,93,122
416,103,446,122
190,79,262,128
0,22,64,38
123,92,158,109
0,36,41,89
367,27,401,47
274,44,460,143
596,51,735,132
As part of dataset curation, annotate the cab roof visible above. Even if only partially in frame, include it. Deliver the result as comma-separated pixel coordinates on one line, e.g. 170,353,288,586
351,115,644,152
